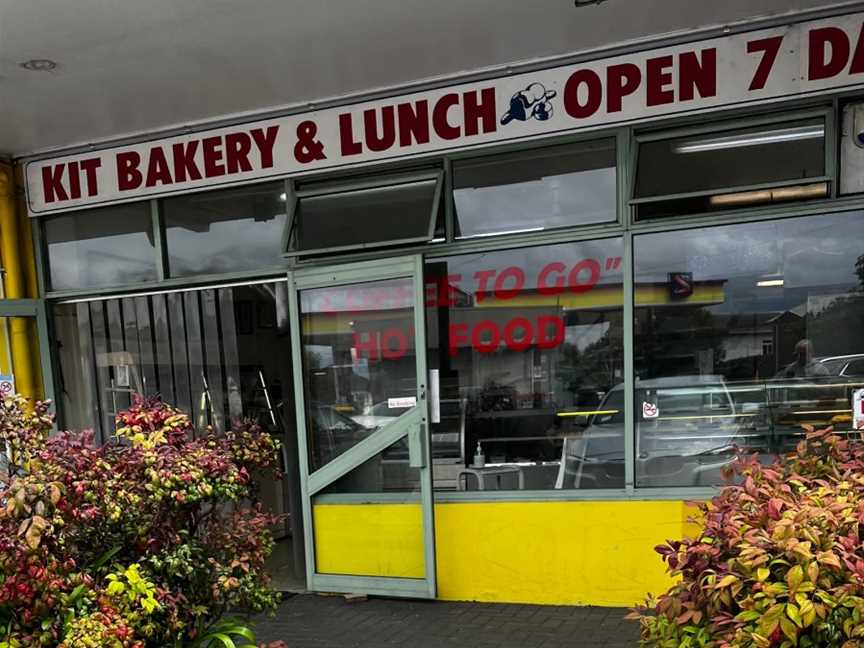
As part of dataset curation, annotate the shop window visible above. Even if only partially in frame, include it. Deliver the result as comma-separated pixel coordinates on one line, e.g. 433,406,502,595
633,210,864,488
44,203,157,291
633,118,828,220
453,139,617,239
297,276,418,473
163,182,287,277
53,280,302,588
425,238,625,491
53,282,294,443
287,170,443,256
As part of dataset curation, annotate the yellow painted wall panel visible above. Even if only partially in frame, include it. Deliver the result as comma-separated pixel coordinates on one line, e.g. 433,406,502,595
313,503,425,579
434,500,694,607
313,500,698,607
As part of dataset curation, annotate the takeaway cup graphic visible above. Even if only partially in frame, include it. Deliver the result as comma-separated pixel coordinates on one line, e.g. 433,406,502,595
500,82,557,125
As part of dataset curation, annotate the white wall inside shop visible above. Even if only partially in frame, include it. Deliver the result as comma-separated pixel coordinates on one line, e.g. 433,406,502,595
0,0,853,157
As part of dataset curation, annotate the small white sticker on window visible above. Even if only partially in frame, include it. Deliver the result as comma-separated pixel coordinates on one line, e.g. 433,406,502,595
642,401,659,419
388,396,417,409
853,389,864,430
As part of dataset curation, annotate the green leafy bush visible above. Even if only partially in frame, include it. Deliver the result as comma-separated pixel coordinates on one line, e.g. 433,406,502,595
0,394,286,647
631,426,864,647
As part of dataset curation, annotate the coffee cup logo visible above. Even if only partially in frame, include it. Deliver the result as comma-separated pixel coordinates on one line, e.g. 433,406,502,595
501,82,557,125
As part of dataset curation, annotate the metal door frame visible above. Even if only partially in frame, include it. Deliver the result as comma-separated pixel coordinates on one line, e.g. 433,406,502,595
0,298,56,407
288,255,437,598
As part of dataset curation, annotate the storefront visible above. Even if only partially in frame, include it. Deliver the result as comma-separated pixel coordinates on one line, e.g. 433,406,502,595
16,7,864,606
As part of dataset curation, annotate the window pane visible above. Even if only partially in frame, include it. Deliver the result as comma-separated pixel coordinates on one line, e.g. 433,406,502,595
634,119,826,220
44,203,156,290
454,139,616,238
291,178,438,253
164,182,287,276
320,438,420,494
298,277,418,472
55,282,299,580
426,238,625,491
0,316,44,401
634,211,864,488
54,282,294,442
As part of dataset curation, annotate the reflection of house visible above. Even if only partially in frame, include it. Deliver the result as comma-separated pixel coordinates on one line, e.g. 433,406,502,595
638,289,864,381
765,310,805,376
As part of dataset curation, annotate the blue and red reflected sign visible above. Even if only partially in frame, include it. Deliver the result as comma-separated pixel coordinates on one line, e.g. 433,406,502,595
669,272,694,299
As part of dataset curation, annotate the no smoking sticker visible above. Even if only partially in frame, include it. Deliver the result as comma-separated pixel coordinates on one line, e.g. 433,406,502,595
0,374,15,397
642,401,659,419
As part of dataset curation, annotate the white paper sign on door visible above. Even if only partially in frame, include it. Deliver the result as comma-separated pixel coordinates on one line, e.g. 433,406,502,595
388,396,417,409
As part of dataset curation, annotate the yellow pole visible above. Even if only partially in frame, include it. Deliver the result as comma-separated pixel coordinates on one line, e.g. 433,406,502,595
14,165,39,300
0,164,37,400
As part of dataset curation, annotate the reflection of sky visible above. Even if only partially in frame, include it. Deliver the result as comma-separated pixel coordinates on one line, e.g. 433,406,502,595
305,344,334,369
440,238,624,297
49,235,156,290
301,278,415,313
566,321,610,351
167,213,287,275
455,168,615,237
635,211,864,314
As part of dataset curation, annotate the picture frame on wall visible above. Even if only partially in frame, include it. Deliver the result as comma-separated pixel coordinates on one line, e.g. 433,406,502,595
257,301,276,329
236,300,254,334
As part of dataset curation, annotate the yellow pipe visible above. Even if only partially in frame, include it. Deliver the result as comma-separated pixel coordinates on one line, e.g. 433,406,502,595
0,164,37,400
14,164,39,300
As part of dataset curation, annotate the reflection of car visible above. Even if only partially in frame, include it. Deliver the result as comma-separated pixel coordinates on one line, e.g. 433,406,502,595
308,403,374,470
556,376,758,489
356,399,468,463
350,401,411,429
817,354,864,377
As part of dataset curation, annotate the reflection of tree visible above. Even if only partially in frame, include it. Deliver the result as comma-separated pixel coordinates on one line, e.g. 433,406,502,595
857,254,864,290
638,306,726,378
807,294,864,357
304,350,323,370
802,254,864,358
559,320,622,396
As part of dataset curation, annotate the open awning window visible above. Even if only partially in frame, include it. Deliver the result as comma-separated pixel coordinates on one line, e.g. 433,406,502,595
286,170,443,256
632,115,829,220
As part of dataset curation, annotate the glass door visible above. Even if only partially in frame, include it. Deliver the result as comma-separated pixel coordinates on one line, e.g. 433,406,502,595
288,256,436,598
0,299,55,406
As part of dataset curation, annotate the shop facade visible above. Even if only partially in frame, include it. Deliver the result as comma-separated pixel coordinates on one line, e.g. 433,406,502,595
17,7,864,606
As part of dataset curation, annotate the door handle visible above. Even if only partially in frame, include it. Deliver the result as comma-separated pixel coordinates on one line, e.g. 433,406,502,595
408,420,427,469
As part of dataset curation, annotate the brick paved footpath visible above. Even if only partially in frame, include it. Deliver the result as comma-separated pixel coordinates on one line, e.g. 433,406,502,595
252,594,639,647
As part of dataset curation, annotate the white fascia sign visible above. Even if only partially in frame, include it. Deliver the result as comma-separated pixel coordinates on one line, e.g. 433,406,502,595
23,12,864,215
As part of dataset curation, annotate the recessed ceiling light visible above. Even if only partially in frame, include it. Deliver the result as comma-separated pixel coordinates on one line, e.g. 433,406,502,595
20,59,57,72
756,279,785,288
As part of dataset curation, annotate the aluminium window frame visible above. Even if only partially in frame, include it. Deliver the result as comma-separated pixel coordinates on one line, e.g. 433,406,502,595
447,136,621,240
32,95,864,505
283,169,445,258
628,106,837,221
39,200,164,294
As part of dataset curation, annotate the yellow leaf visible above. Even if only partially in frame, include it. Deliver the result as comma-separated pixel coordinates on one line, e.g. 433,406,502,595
780,616,799,643
787,565,804,591
807,562,819,584
757,567,770,582
787,602,803,628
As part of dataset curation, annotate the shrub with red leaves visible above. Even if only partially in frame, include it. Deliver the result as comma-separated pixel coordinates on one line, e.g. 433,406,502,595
631,426,864,647
0,394,286,647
